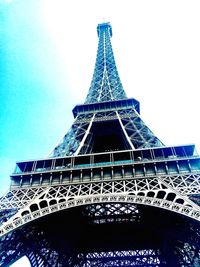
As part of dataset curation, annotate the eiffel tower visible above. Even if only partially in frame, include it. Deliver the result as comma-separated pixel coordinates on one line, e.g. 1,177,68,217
0,22,200,267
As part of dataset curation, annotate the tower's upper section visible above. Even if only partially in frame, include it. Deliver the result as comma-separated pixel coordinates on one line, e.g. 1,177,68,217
85,23,127,104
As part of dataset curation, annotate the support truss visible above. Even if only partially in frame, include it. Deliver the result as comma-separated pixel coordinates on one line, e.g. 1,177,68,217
85,23,126,104
1,174,200,237
50,108,163,157
78,249,161,266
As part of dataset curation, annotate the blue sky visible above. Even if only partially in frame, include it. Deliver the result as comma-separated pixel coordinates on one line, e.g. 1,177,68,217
1,0,200,265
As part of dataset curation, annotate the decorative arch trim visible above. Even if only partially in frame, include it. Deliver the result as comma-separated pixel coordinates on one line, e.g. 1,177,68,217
1,193,200,237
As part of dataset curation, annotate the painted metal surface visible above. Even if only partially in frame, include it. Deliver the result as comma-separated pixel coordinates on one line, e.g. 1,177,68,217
0,23,200,267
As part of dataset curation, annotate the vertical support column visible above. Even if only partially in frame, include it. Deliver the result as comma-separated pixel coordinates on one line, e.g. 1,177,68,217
74,114,95,156
116,111,134,150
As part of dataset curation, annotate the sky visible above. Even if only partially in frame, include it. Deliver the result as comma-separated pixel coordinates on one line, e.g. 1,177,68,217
0,0,200,265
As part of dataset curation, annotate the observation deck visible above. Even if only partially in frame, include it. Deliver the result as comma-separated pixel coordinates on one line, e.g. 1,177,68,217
10,144,200,189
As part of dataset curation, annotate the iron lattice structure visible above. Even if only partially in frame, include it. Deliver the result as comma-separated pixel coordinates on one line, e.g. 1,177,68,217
0,22,200,267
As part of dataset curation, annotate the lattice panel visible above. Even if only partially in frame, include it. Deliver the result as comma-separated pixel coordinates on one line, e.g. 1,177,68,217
0,187,46,209
79,249,161,266
50,119,90,157
83,203,140,224
120,111,163,149
1,176,200,237
85,23,126,104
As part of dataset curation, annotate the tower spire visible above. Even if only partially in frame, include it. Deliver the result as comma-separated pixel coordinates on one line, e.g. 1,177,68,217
49,22,164,157
85,22,127,103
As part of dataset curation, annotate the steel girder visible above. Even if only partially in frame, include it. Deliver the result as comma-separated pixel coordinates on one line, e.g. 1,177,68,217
85,23,126,104
0,226,73,267
1,172,200,212
50,108,163,157
1,175,200,238
1,172,200,211
76,250,161,266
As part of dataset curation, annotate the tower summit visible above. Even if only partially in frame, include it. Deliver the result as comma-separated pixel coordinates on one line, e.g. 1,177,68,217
0,23,200,266
85,22,126,103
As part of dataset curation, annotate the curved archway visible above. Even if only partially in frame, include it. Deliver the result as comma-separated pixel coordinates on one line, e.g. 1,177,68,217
147,191,155,198
50,199,57,206
39,200,48,209
156,190,166,199
30,203,39,212
1,192,199,238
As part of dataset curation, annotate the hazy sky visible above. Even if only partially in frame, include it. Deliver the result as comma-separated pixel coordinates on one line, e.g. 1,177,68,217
1,0,200,265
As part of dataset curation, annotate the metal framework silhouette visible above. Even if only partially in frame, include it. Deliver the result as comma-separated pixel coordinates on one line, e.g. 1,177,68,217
0,22,200,267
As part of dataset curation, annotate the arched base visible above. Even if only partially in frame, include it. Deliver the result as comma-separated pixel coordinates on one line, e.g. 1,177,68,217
1,203,200,266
